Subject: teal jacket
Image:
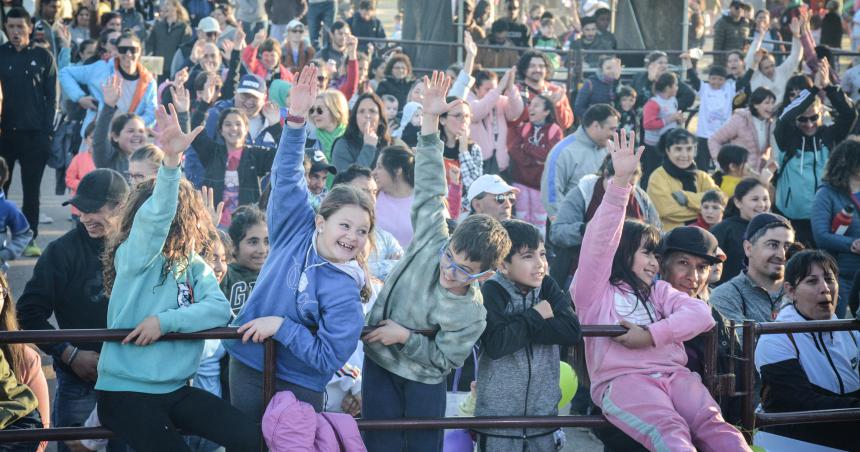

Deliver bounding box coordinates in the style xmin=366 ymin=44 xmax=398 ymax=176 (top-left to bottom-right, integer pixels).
xmin=96 ymin=166 xmax=232 ymax=394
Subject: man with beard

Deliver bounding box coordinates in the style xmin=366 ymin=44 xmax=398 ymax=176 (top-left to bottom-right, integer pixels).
xmin=513 ymin=50 xmax=573 ymax=130
xmin=17 ymin=169 xmax=129 ymax=452
xmin=711 ymin=213 xmax=794 ymax=338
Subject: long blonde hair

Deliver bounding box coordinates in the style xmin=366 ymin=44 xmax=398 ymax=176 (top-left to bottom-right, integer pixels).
xmin=318 ymin=185 xmax=375 ymax=302
xmin=317 ymin=89 xmax=350 ymax=127
xmin=163 ymin=0 xmax=190 ymax=23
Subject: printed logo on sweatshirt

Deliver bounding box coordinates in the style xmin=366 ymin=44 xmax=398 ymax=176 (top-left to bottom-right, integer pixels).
xmin=285 ymin=262 xmax=301 ymax=290
xmin=177 ymin=281 xmax=193 ymax=308
xmin=228 ymin=281 xmax=256 ymax=317
xmin=295 ymin=292 xmax=319 ymax=324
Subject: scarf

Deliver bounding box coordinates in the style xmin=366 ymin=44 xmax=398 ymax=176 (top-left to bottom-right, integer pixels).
xmin=585 ymin=177 xmax=644 ymax=222
xmin=316 ymin=124 xmax=346 ymax=159
xmin=114 ymin=59 xmax=153 ymax=116
xmin=662 ymin=156 xmax=699 ymax=192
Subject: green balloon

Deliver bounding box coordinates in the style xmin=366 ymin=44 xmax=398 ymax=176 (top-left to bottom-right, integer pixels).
xmin=750 ymin=446 xmax=766 ymax=452
xmin=558 ymin=361 xmax=578 ymax=409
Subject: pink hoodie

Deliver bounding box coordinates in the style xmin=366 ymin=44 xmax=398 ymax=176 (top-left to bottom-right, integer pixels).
xmin=571 ymin=182 xmax=715 ymax=400
xmin=467 ymin=85 xmax=524 ymax=171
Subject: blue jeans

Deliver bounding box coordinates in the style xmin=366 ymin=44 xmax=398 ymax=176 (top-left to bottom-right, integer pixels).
xmin=307 ymin=1 xmax=335 ymax=48
xmin=52 ymin=365 xmax=126 ymax=452
xmin=0 ymin=411 xmax=41 ymax=452
xmin=361 ymin=357 xmax=446 ymax=452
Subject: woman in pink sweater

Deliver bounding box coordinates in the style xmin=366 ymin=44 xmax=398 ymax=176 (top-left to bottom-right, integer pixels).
xmin=467 ymin=67 xmax=524 ymax=175
xmin=707 ymin=87 xmax=777 ymax=172
xmin=572 ymin=130 xmax=750 ymax=452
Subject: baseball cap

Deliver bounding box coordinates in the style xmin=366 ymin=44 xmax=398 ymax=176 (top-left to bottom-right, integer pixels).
xmin=657 ymin=226 xmax=724 ymax=265
xmin=305 ymin=149 xmax=337 ymax=175
xmin=466 ymin=174 xmax=519 ymax=204
xmin=236 ymin=74 xmax=266 ymax=98
xmin=197 ymin=17 xmax=221 ymax=33
xmin=730 ymin=0 xmax=750 ymax=10
xmin=62 ymin=169 xmax=129 ymax=213
xmin=286 ymin=19 xmax=304 ymax=31
xmin=744 ymin=213 xmax=793 ymax=241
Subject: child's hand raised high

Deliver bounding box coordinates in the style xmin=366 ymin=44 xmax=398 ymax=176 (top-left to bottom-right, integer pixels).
xmin=607 ymin=129 xmax=643 ymax=188
xmin=420 ymin=71 xmax=462 ymax=134
xmin=153 ymin=104 xmax=204 ymax=168
xmin=287 ymin=65 xmax=320 ymax=126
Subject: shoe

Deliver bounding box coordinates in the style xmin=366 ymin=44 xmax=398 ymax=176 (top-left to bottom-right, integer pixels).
xmin=23 ymin=240 xmax=41 ymax=257
xmin=38 ymin=214 xmax=53 ymax=224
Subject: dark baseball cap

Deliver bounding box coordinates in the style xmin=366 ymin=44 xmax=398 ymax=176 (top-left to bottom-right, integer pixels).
xmin=657 ymin=226 xmax=724 ymax=265
xmin=235 ymin=74 xmax=266 ymax=99
xmin=305 ymin=149 xmax=337 ymax=175
xmin=62 ymin=169 xmax=129 ymax=213
xmin=744 ymin=213 xmax=793 ymax=241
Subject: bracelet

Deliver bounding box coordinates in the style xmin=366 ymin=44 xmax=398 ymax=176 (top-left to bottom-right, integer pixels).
xmin=67 ymin=347 xmax=80 ymax=366
xmin=285 ymin=113 xmax=306 ymax=124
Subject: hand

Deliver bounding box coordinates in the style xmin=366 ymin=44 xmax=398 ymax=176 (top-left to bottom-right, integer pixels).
xmin=607 ymin=129 xmax=644 ymax=187
xmin=790 ymin=16 xmax=801 ymax=37
xmin=463 ymin=31 xmax=477 ymax=57
xmin=671 ymin=111 xmax=685 ymax=124
xmin=199 ymin=75 xmax=219 ymax=104
xmin=69 ymin=349 xmax=99 ymax=382
xmin=341 ymin=393 xmax=361 ymax=417
xmin=753 ymin=49 xmax=766 ymax=67
xmin=170 ymin=84 xmax=190 ymax=113
xmin=153 ymin=104 xmax=204 ymax=166
xmin=547 ymin=89 xmax=563 ymax=104
xmin=362 ymin=319 xmax=411 ymax=346
xmin=252 ymin=28 xmax=267 ymax=47
xmin=261 ymin=101 xmax=280 ymax=124
xmin=56 ymin=24 xmax=71 ymax=48
xmin=199 ymin=186 xmax=224 ymax=226
xmin=498 ymin=67 xmax=513 ymax=92
xmin=345 ymin=34 xmax=358 ymax=59
xmin=363 ymin=122 xmax=378 ymax=146
xmin=173 ymin=66 xmax=189 ymax=87
xmin=287 ymin=65 xmax=320 ymax=120
xmin=101 ymin=75 xmax=121 ymax=108
xmin=420 ymin=71 xmax=461 ymax=117
xmin=532 ymin=300 xmax=554 ymax=319
xmin=123 ymin=316 xmax=163 ymax=346
xmin=190 ymin=39 xmax=206 ymax=64
xmin=238 ymin=316 xmax=285 ymax=343
xmin=757 ymin=18 xmax=768 ymax=35
xmin=233 ymin=27 xmax=246 ymax=51
xmin=221 ymin=38 xmax=235 ymax=56
xmin=671 ymin=191 xmax=689 ymax=206
xmin=78 ymin=95 xmax=98 ymax=110
xmin=815 ymin=59 xmax=831 ymax=89
xmin=612 ymin=319 xmax=654 ymax=349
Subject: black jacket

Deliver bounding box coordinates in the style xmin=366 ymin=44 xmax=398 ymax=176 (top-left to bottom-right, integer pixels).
xmin=375 ymin=77 xmax=413 ymax=111
xmin=348 ymin=13 xmax=386 ymax=54
xmin=0 ymin=42 xmax=57 ymax=132
xmin=710 ymin=215 xmax=750 ymax=284
xmin=17 ymin=223 xmax=109 ymax=368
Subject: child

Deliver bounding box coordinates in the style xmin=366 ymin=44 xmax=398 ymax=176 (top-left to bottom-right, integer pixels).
xmin=361 ymin=72 xmax=512 ymax=451
xmin=642 ymin=72 xmax=685 ymax=188
xmin=616 ymin=86 xmax=639 ymax=142
xmin=683 ymin=57 xmax=735 ymax=171
xmin=0 ymin=158 xmax=33 ymax=272
xmin=127 ymin=145 xmax=164 ymax=186
xmin=712 ymin=144 xmax=749 ymax=197
xmin=509 ymin=94 xmax=562 ymax=233
xmin=474 ymin=219 xmax=581 ymax=452
xmin=95 ymin=105 xmax=260 ymax=451
xmin=224 ymin=66 xmax=372 ymax=418
xmin=66 ymin=122 xmax=97 ymax=220
xmin=93 ymin=75 xmax=149 ymax=179
xmin=381 ymin=94 xmax=400 ymax=128
xmin=696 ymin=189 xmax=727 ymax=230
xmin=573 ymin=129 xmax=751 ymax=451
xmin=531 ymin=15 xmax=562 ymax=70
xmin=392 ymin=101 xmax=422 ymax=148
xmin=222 ymin=206 xmax=268 ymax=318
xmin=242 ymin=31 xmax=293 ymax=87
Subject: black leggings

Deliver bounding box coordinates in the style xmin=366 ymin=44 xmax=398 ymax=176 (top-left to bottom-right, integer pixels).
xmin=98 ymin=386 xmax=261 ymax=452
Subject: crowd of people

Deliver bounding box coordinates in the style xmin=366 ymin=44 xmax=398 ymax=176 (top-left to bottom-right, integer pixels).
xmin=0 ymin=0 xmax=859 ymax=451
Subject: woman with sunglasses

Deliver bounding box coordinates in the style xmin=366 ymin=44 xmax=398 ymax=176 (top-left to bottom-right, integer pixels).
xmin=309 ymin=90 xmax=349 ymax=171
xmin=372 ymin=145 xmax=415 ymax=248
xmin=281 ymin=19 xmax=315 ymax=73
xmin=774 ymin=60 xmax=856 ymax=248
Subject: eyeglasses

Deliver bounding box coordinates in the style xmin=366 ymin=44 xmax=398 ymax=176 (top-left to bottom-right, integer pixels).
xmin=117 ymin=45 xmax=139 ymax=55
xmin=206 ymin=31 xmax=218 ymax=38
xmin=309 ymin=107 xmax=325 ymax=115
xmin=796 ymin=113 xmax=820 ymax=123
xmin=483 ymin=192 xmax=516 ymax=204
xmin=128 ymin=172 xmax=148 ymax=183
xmin=290 ymin=28 xmax=304 ymax=33
xmin=439 ymin=243 xmax=491 ymax=282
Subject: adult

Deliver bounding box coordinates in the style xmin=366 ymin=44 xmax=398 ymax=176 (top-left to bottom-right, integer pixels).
xmin=0 ymin=7 xmax=58 ymax=257
xmin=308 ymin=88 xmax=349 ymax=162
xmin=811 ymin=139 xmax=860 ymax=318
xmin=820 ymin=1 xmax=843 ymax=50
xmin=211 ymin=4 xmax=240 ymax=47
xmin=372 ymin=146 xmax=414 ymax=247
xmin=281 ymin=19 xmax=315 ymax=74
xmin=466 ymin=67 xmax=523 ymax=176
xmin=513 ymin=50 xmax=573 ymax=130
xmin=540 ymin=104 xmax=618 ymax=219
xmin=317 ymin=20 xmax=349 ymax=71
xmin=708 ymin=87 xmax=776 ymax=172
xmin=475 ymin=20 xmax=520 ymax=70
xmin=145 ymin=0 xmax=192 ymax=83
xmin=235 ymin=0 xmax=267 ymax=40
xmin=331 ymin=92 xmax=401 ymax=172
xmin=69 ymin=5 xmax=91 ymax=46
xmin=439 ymin=95 xmax=483 ymax=219
xmin=265 ymin=0 xmax=306 ymax=43
xmin=60 ymin=30 xmax=157 ymax=139
xmin=32 ymin=0 xmax=60 ymax=56
xmin=773 ymin=61 xmax=855 ymax=247
xmin=241 ymin=30 xmax=293 ymax=87
xmin=744 ymin=16 xmax=802 ymax=102
xmin=712 ymin=0 xmax=751 ymax=66
xmin=169 ymin=16 xmax=220 ymax=78
xmin=348 ymin=1 xmax=385 ymax=54
xmin=492 ymin=0 xmax=529 ymax=47
xmin=202 ymin=74 xmax=280 ymax=149
xmin=710 ymin=178 xmax=772 ymax=284
xmin=17 ymin=169 xmax=129 ymax=452
xmin=567 ymin=16 xmax=613 ymax=67
xmin=750 ymin=9 xmax=786 ymax=59
xmin=307 ymin=0 xmax=335 ymax=49
xmin=465 ymin=174 xmax=519 ymax=223
xmin=710 ymin=213 xmax=793 ymax=336
xmin=630 ymin=51 xmax=696 ymax=113
xmin=755 ymin=250 xmax=859 ymax=451
xmin=375 ymin=53 xmax=415 ymax=111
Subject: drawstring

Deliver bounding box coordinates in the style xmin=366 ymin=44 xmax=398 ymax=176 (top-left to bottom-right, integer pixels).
xmin=800 ymin=136 xmax=806 ymax=176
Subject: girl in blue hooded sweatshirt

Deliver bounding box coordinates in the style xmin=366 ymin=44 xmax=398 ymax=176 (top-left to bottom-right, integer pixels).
xmin=225 ymin=65 xmax=373 ymax=416
xmin=95 ymin=104 xmax=260 ymax=451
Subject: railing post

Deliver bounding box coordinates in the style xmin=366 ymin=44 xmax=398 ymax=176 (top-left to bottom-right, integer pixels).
xmin=263 ymin=338 xmax=276 ymax=406
xmin=702 ymin=326 xmax=718 ymax=398
xmin=740 ymin=321 xmax=756 ymax=444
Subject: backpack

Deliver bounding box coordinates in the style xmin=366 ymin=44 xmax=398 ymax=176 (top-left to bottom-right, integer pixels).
xmin=262 ymin=391 xmax=366 ymax=452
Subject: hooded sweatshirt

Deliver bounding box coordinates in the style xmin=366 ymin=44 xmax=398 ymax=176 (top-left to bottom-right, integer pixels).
xmin=474 ymin=274 xmax=581 ymax=451
xmin=774 ymin=86 xmax=856 ymax=220
xmin=220 ymin=263 xmax=260 ymax=318
xmin=571 ymin=182 xmax=715 ymax=401
xmin=225 ymin=126 xmax=366 ymax=393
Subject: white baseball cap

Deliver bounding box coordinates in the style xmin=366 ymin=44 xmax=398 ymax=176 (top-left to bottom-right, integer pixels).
xmin=197 ymin=17 xmax=221 ymax=33
xmin=466 ymin=174 xmax=519 ymax=205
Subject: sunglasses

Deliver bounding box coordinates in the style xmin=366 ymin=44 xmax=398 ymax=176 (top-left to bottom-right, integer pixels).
xmin=489 ymin=192 xmax=516 ymax=204
xmin=290 ymin=28 xmax=304 ymax=33
xmin=206 ymin=31 xmax=218 ymax=38
xmin=310 ymin=106 xmax=325 ymax=115
xmin=117 ymin=45 xmax=139 ymax=55
xmin=796 ymin=114 xmax=820 ymax=124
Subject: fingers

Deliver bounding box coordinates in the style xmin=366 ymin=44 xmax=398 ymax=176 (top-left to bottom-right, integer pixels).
xmin=123 ymin=326 xmax=141 ymax=344
xmin=187 ymin=125 xmax=205 ymax=142
xmin=619 ymin=319 xmax=635 ymax=329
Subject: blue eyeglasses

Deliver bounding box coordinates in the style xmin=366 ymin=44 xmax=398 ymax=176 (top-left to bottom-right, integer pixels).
xmin=439 ymin=243 xmax=491 ymax=282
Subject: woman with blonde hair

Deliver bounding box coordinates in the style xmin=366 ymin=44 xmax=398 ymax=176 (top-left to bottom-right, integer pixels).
xmin=310 ymin=89 xmax=350 ymax=162
xmin=146 ymin=0 xmax=192 ymax=83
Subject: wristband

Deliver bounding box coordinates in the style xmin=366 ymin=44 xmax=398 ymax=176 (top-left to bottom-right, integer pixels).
xmin=67 ymin=347 xmax=80 ymax=366
xmin=285 ymin=113 xmax=306 ymax=124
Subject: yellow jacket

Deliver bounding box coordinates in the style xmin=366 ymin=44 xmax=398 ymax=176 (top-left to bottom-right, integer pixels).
xmin=647 ymin=167 xmax=720 ymax=231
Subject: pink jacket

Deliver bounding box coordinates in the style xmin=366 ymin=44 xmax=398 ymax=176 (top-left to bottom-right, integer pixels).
xmin=467 ymin=85 xmax=524 ymax=171
xmin=707 ymin=108 xmax=773 ymax=171
xmin=263 ymin=391 xmax=366 ymax=452
xmin=570 ymin=182 xmax=715 ymax=400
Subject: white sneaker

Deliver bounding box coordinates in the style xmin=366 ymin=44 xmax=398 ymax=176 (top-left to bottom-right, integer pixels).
xmin=38 ymin=213 xmax=53 ymax=224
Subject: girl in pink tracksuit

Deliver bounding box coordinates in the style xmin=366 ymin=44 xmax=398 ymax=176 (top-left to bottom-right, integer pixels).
xmin=571 ymin=131 xmax=750 ymax=452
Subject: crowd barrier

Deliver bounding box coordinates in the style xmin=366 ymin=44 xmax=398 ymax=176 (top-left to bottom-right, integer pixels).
xmin=0 ymin=319 xmax=855 ymax=446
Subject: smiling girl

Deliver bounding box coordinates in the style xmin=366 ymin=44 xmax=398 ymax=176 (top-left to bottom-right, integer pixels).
xmin=221 ymin=206 xmax=269 ymax=317
xmin=711 ymin=178 xmax=772 ymax=284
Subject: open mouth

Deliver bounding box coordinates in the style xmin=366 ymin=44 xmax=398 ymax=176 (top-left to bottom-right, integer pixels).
xmin=336 ymin=240 xmax=355 ymax=252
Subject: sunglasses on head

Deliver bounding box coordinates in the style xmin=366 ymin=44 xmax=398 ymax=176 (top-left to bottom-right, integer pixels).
xmin=310 ymin=106 xmax=325 ymax=115
xmin=117 ymin=45 xmax=139 ymax=55
xmin=796 ymin=113 xmax=820 ymax=123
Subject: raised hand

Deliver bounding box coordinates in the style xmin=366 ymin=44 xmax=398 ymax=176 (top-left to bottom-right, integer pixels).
xmin=261 ymin=101 xmax=280 ymax=124
xmin=233 ymin=27 xmax=246 ymax=51
xmin=789 ymin=16 xmax=801 ymax=37
xmin=287 ymin=65 xmax=319 ymax=122
xmin=199 ymin=74 xmax=219 ymax=104
xmin=420 ymin=71 xmax=460 ymax=117
xmin=170 ymin=84 xmax=190 ymax=113
xmin=608 ymin=129 xmax=643 ymax=187
xmin=815 ymin=58 xmax=831 ymax=89
xmin=252 ymin=28 xmax=267 ymax=47
xmin=101 ymin=74 xmax=122 ymax=108
xmin=345 ymin=34 xmax=358 ymax=59
xmin=153 ymin=104 xmax=204 ymax=167
xmin=56 ymin=24 xmax=71 ymax=48
xmin=173 ymin=66 xmax=189 ymax=87
xmin=463 ymin=31 xmax=477 ymax=57
xmin=199 ymin=186 xmax=224 ymax=226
